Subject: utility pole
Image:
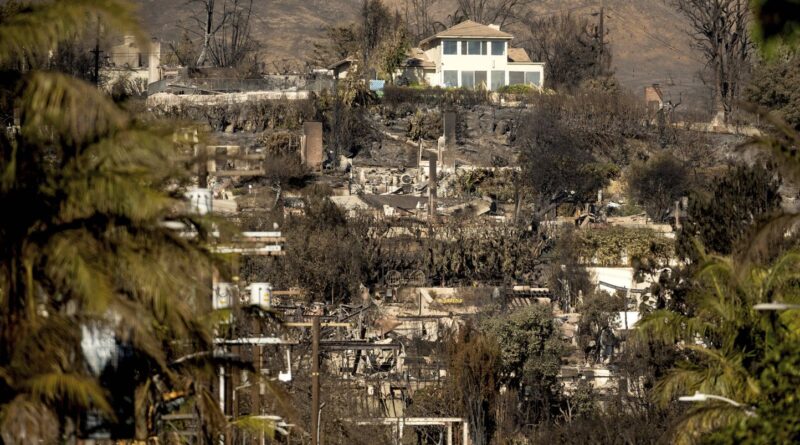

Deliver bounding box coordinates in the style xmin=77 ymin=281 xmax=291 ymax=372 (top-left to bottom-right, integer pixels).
xmin=311 ymin=315 xmax=321 ymax=445
xmin=428 ymin=150 xmax=437 ymax=224
xmin=282 ymin=318 xmax=352 ymax=445
xmin=198 ymin=144 xmax=209 ymax=188
xmin=591 ymin=2 xmax=605 ymax=77
xmin=598 ymin=5 xmax=604 ymax=70
xmin=91 ymin=17 xmax=102 ymax=86
xmin=332 ymin=72 xmax=340 ymax=170
xmin=363 ymin=0 xmax=371 ymax=86
xmin=598 ymin=0 xmax=607 ymax=77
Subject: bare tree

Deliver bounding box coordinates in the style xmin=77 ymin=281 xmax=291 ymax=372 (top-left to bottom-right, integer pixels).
xmin=177 ymin=0 xmax=257 ymax=68
xmin=454 ymin=0 xmax=520 ymax=27
xmin=524 ymin=13 xmax=611 ymax=91
xmin=207 ymin=0 xmax=257 ymax=68
xmin=446 ymin=324 xmax=500 ymax=445
xmin=166 ymin=30 xmax=200 ymax=67
xmin=362 ymin=0 xmax=393 ymax=66
xmin=406 ymin=0 xmax=438 ymax=40
xmin=190 ymin=0 xmax=219 ymax=66
xmin=670 ymin=0 xmax=752 ymax=122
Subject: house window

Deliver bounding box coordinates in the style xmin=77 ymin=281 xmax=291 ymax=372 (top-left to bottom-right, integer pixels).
xmin=481 ymin=41 xmax=488 ymax=55
xmin=509 ymin=71 xmax=525 ymax=85
xmin=458 ymin=71 xmax=487 ymax=89
xmin=491 ymin=41 xmax=504 ymax=56
xmin=443 ymin=70 xmax=458 ymax=87
xmin=491 ymin=70 xmax=505 ymax=90
xmin=461 ymin=71 xmax=475 ymax=88
xmin=525 ymin=72 xmax=541 ymax=86
xmin=475 ymin=71 xmax=487 ymax=88
xmin=463 ymin=40 xmax=485 ymax=55
xmin=443 ymin=40 xmax=458 ymax=55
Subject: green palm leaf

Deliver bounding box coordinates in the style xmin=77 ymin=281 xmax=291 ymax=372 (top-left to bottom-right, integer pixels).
xmin=639 ymin=249 xmax=800 ymax=440
xmin=17 ymin=72 xmax=128 ymax=148
xmin=26 ymin=372 xmax=113 ymax=416
xmin=231 ymin=416 xmax=279 ymax=439
xmin=0 ymin=2 xmax=235 ymax=441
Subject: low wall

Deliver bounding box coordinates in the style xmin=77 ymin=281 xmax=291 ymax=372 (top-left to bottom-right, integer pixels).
xmin=146 ymin=91 xmax=311 ymax=108
xmin=148 ymin=74 xmax=333 ymax=94
xmin=146 ymin=92 xmax=318 ymax=132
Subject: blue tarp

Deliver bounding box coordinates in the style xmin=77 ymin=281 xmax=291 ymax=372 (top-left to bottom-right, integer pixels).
xmin=369 ymin=79 xmax=385 ymax=91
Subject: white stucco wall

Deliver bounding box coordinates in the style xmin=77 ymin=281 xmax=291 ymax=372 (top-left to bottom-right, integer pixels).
xmin=587 ymin=267 xmax=652 ymax=293
xmin=507 ymin=62 xmax=545 ymax=88
xmin=423 ymin=69 xmax=437 ymax=85
xmin=424 ymin=45 xmax=441 ymax=71
xmin=399 ymin=67 xmax=438 ymax=85
xmin=420 ymin=38 xmax=545 ymax=90
xmin=437 ymin=39 xmax=508 ymax=89
xmin=587 ymin=266 xmax=665 ymax=310
xmin=439 ymin=41 xmax=509 ymax=70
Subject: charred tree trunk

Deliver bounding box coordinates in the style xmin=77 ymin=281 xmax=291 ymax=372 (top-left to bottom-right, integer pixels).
xmin=672 ymin=0 xmax=751 ymax=124
xmin=196 ymin=0 xmax=215 ymax=66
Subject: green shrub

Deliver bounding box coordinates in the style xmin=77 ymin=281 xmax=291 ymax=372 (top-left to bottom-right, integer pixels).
xmin=497 ymin=84 xmax=537 ymax=95
xmin=575 ymin=226 xmax=674 ymax=266
xmin=382 ymin=85 xmax=491 ymax=107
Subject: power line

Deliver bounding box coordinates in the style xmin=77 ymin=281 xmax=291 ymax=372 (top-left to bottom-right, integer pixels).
xmin=605 ymin=7 xmax=705 ymax=64
xmin=521 ymin=3 xmax=601 ymax=21
xmin=104 ymin=51 xmax=159 ymax=55
xmin=608 ymin=13 xmax=704 ymax=64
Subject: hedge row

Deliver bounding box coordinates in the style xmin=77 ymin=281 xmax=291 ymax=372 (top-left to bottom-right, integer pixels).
xmin=382 ymin=86 xmax=492 ymax=107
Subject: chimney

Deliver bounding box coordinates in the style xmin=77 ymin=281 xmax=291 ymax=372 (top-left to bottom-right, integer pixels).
xmin=148 ymin=38 xmax=162 ymax=84
xmin=488 ymin=24 xmax=500 ymax=30
xmin=428 ymin=150 xmax=437 ymax=221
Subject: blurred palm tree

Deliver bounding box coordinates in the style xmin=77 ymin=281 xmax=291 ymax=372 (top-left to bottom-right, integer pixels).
xmin=0 ymin=1 xmax=231 ymax=443
xmin=636 ymin=247 xmax=800 ymax=444
xmin=636 ymin=5 xmax=800 ymax=441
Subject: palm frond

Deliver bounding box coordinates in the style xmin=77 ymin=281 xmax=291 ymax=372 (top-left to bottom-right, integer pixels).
xmin=25 ymin=372 xmax=114 ymax=416
xmin=635 ymin=309 xmax=705 ymax=345
xmin=671 ymin=403 xmax=751 ymax=445
xmin=762 ymin=250 xmax=800 ymax=296
xmin=0 ymin=395 xmax=59 ymax=445
xmin=695 ymin=255 xmax=737 ymax=302
xmin=654 ymin=356 xmax=752 ymax=410
xmin=654 ymin=365 xmax=707 ymax=407
xmin=0 ymin=136 xmax=18 ymax=191
xmin=17 ymin=72 xmax=128 ymax=147
xmin=0 ymin=4 xmax=229 ymax=441
xmin=640 ymin=248 xmax=800 ymax=442
xmin=43 ymin=232 xmax=114 ymax=313
xmin=0 ymin=367 xmax=12 ymax=386
xmin=193 ymin=383 xmax=227 ymax=439
xmin=737 ymin=214 xmax=800 ymax=269
xmin=260 ymin=379 xmax=300 ymax=426
xmin=199 ymin=308 xmax=233 ymax=328
xmin=230 ymin=416 xmax=278 ymax=439
xmin=740 ymin=102 xmax=800 ymax=183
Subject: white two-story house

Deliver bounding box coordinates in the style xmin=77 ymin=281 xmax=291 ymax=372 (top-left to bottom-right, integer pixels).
xmin=401 ymin=20 xmax=545 ymax=90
